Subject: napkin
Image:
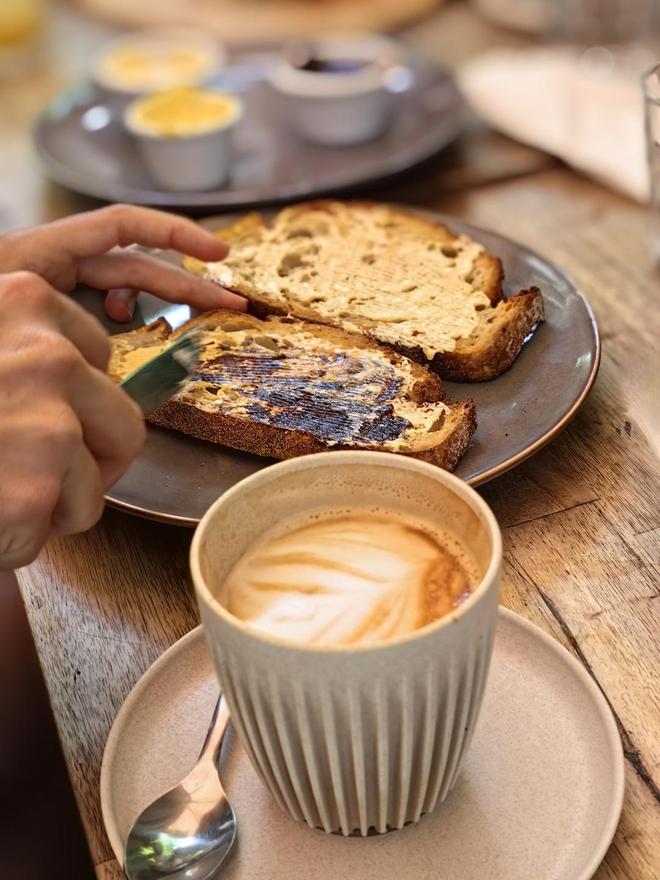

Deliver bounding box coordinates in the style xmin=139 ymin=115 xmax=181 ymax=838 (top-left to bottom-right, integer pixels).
xmin=458 ymin=47 xmax=650 ymax=202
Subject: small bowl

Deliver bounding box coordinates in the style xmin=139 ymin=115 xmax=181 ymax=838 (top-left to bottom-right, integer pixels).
xmin=124 ymin=88 xmax=242 ymax=192
xmin=94 ymin=28 xmax=225 ymax=97
xmin=269 ymin=33 xmax=404 ymax=146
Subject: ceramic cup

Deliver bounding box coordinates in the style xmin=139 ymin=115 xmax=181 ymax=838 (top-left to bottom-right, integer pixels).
xmin=124 ymin=90 xmax=242 ymax=191
xmin=191 ymin=452 xmax=501 ymax=836
xmin=269 ymin=33 xmax=402 ymax=146
xmin=93 ymin=28 xmax=226 ymax=97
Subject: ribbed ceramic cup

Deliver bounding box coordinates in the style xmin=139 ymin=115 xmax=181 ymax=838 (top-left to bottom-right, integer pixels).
xmin=191 ymin=452 xmax=501 ymax=836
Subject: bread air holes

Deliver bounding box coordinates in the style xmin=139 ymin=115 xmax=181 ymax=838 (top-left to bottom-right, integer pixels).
xmin=277 ymin=252 xmax=307 ymax=277
xmin=475 ymin=304 xmax=486 ymax=312
xmin=441 ymin=244 xmax=458 ymax=258
xmin=361 ymin=253 xmax=376 ymax=265
xmin=285 ymin=228 xmax=313 ymax=240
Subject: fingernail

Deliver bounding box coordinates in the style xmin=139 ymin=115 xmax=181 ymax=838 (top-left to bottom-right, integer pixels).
xmin=109 ymin=289 xmax=135 ymax=320
xmin=223 ymin=290 xmax=248 ymax=312
xmin=120 ymin=289 xmax=136 ymax=319
xmin=206 ymin=235 xmax=229 ymax=257
xmin=203 ymin=281 xmax=247 ymax=312
xmin=231 ymin=293 xmax=248 ymax=312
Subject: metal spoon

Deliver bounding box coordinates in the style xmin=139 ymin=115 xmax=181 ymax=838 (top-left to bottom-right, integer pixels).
xmin=123 ymin=695 xmax=236 ymax=880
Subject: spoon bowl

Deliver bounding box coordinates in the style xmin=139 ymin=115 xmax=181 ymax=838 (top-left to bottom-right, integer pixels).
xmin=124 ymin=696 xmax=235 ymax=880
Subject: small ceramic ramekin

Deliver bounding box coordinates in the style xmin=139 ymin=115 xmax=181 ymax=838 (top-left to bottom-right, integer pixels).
xmin=124 ymin=88 xmax=242 ymax=191
xmin=269 ymin=33 xmax=403 ymax=146
xmin=94 ymin=28 xmax=225 ymax=97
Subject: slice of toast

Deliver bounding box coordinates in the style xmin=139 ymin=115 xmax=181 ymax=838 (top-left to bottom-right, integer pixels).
xmin=109 ymin=310 xmax=477 ymax=470
xmin=183 ymin=201 xmax=544 ymax=382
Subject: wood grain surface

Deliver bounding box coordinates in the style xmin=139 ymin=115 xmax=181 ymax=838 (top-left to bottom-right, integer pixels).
xmin=3 ymin=4 xmax=659 ymax=880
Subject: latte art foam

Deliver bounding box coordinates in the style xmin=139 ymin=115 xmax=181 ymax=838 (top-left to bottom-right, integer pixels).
xmin=223 ymin=512 xmax=477 ymax=646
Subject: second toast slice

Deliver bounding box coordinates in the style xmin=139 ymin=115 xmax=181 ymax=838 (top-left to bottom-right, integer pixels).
xmin=183 ymin=201 xmax=544 ymax=382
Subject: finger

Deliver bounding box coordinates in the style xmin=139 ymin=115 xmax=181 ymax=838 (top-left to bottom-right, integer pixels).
xmin=40 ymin=204 xmax=230 ymax=263
xmin=104 ymin=288 xmax=139 ymax=323
xmin=0 ymin=521 xmax=50 ymax=570
xmin=0 ymin=272 xmax=110 ymax=371
xmin=75 ymin=251 xmax=247 ymax=314
xmin=0 ymin=474 xmax=59 ymax=570
xmin=51 ymin=445 xmax=105 ymax=537
xmin=67 ymin=363 xmax=146 ymax=486
xmin=53 ymin=290 xmax=111 ymax=370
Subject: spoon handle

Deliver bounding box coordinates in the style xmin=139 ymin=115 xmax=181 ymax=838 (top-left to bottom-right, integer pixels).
xmin=199 ymin=695 xmax=231 ymax=768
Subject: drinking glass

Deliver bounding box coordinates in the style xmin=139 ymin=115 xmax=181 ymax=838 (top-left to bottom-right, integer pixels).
xmin=643 ymin=62 xmax=660 ymax=258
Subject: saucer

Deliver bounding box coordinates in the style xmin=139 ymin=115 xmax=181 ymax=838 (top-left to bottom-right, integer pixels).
xmin=101 ymin=609 xmax=623 ymax=879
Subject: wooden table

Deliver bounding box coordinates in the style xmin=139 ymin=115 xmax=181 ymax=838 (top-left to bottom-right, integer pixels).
xmin=3 ymin=4 xmax=659 ymax=879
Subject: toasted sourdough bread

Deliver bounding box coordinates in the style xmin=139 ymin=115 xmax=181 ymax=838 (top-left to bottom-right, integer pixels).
xmin=183 ymin=201 xmax=544 ymax=382
xmin=109 ymin=310 xmax=476 ymax=470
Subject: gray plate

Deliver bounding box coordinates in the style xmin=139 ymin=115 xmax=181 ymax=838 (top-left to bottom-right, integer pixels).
xmin=75 ymin=210 xmax=600 ymax=525
xmin=33 ymin=57 xmax=463 ymax=210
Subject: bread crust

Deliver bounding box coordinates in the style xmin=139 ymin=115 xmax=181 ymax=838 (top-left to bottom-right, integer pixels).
xmin=148 ymin=396 xmax=476 ymax=471
xmin=387 ymin=287 xmax=545 ymax=382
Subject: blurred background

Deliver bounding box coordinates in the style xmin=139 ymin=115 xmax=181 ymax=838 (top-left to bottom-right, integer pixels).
xmin=1 ymin=0 xmax=660 ymax=232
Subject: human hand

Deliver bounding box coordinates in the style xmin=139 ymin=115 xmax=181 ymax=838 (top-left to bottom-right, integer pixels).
xmin=0 ymin=271 xmax=146 ymax=569
xmin=0 ymin=204 xmax=245 ymax=322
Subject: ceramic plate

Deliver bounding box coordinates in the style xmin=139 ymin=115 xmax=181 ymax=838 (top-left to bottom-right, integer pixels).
xmin=33 ymin=56 xmax=463 ymax=210
xmin=100 ymin=608 xmax=624 ymax=880
xmin=75 ymin=209 xmax=599 ymax=524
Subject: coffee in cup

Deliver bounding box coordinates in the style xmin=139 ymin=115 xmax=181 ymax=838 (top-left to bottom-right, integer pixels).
xmin=222 ymin=509 xmax=479 ymax=646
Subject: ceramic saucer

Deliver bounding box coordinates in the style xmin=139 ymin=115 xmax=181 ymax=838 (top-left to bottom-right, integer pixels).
xmin=101 ymin=608 xmax=623 ymax=879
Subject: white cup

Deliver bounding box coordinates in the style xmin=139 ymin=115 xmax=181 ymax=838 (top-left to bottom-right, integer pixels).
xmin=191 ymin=451 xmax=501 ymax=836
xmin=269 ymin=33 xmax=403 ymax=146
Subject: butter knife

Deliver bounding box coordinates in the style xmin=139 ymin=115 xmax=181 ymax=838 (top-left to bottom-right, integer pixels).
xmin=119 ymin=331 xmax=201 ymax=415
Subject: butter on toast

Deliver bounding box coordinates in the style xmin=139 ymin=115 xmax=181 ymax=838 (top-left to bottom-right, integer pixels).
xmin=109 ymin=310 xmax=476 ymax=470
xmin=183 ymin=201 xmax=544 ymax=382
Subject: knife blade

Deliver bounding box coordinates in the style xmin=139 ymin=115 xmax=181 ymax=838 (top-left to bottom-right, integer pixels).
xmin=120 ymin=331 xmax=202 ymax=415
